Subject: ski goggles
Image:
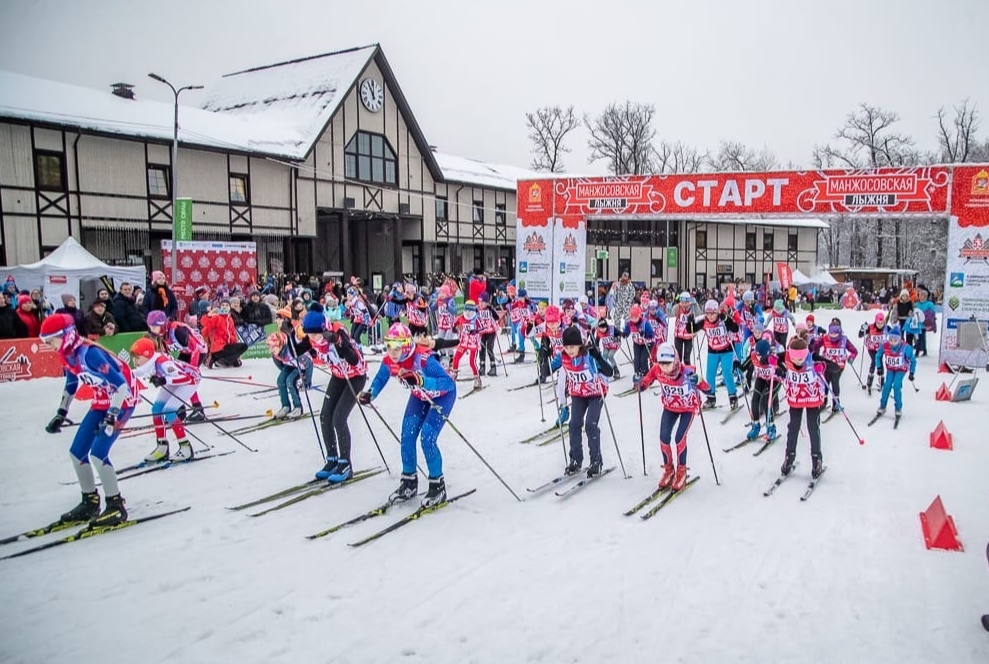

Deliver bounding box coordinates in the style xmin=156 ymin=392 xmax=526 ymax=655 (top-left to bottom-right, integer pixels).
xmin=384 ymin=337 xmax=411 ymax=350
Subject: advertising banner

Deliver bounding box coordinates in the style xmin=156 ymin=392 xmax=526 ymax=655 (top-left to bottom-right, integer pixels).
xmin=162 ymin=240 xmax=258 ymax=316
xmin=940 ymin=166 xmax=989 ymax=368
xmin=515 ymin=180 xmax=556 ymax=303
xmin=0 ymin=339 xmax=64 ymax=381
xmin=174 ymin=198 xmax=193 ymax=242
xmin=552 ymin=216 xmax=586 ymax=304
xmin=777 ymin=262 xmax=793 ymax=290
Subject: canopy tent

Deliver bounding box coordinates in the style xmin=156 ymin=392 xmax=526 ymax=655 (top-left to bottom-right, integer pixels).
xmin=1 ymin=236 xmax=146 ymax=305
xmin=791 ymin=268 xmax=812 ymax=286
xmin=793 ymin=268 xmax=839 ymax=287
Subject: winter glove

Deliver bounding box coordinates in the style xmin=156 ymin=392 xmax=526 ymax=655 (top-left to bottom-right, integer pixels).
xmin=397 ymin=369 xmax=422 ymax=388
xmin=357 ymin=391 xmax=373 ymax=406
xmin=908 ymin=372 xmax=915 ymax=381
xmin=555 ymin=405 xmax=570 ymax=427
xmin=732 ymin=358 xmax=742 ymax=372
xmin=45 ymin=408 xmax=68 ymax=434
xmin=768 ymin=355 xmax=778 ymax=367
xmin=149 ymin=374 xmax=167 ymax=388
xmin=322 ymin=330 xmax=340 ymax=345
xmin=587 ymin=345 xmax=604 ymax=362
xmin=99 ymin=407 xmax=121 ymax=437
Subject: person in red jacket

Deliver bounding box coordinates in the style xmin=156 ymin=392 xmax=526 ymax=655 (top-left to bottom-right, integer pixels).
xmin=467 ymin=269 xmax=487 ymax=304
xmin=775 ymin=337 xmax=826 ymax=478
xmin=16 ymin=294 xmax=41 ymax=338
xmin=200 ymin=300 xmax=247 ymax=368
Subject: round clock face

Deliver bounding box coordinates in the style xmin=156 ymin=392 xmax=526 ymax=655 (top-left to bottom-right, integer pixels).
xmin=359 ymin=78 xmax=383 ymax=112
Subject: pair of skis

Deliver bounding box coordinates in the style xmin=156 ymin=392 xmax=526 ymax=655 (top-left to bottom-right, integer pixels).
xmin=763 ymin=463 xmax=826 ymax=500
xmin=723 ymin=433 xmax=781 ymax=455
xmin=623 ymin=477 xmax=700 ymax=520
xmin=526 ymin=466 xmax=616 ymax=499
xmin=226 ymin=467 xmax=385 ymax=516
xmin=0 ymin=507 xmax=191 ymax=561
xmin=866 ymin=411 xmax=901 ymax=429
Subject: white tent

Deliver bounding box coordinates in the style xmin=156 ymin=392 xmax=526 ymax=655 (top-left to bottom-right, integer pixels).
xmin=791 ymin=268 xmax=812 ymax=286
xmin=1 ymin=237 xmax=146 ymax=305
xmin=806 ymin=269 xmax=839 ymax=287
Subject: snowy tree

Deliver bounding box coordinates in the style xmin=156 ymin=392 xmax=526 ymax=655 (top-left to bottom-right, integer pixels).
xmin=710 ymin=141 xmax=778 ymax=171
xmin=653 ymin=140 xmax=708 ymax=174
xmin=937 ymin=100 xmax=989 ymax=163
xmin=525 ymin=105 xmax=579 ymax=172
xmin=584 ymin=101 xmax=656 ymax=175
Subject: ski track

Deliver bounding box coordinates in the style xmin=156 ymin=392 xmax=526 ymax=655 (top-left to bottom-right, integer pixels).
xmin=0 ymin=310 xmax=986 ymax=663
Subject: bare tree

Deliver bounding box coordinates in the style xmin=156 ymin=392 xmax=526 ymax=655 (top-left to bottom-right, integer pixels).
xmin=584 ymin=101 xmax=656 ymax=174
xmin=937 ymin=99 xmax=981 ymax=163
xmin=710 ymin=141 xmax=779 ymax=171
xmin=653 ymin=140 xmax=708 ymax=174
xmin=525 ymin=105 xmax=579 ymax=172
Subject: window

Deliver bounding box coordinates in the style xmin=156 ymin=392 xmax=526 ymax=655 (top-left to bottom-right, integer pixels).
xmin=435 ymin=197 xmax=448 ymax=221
xmin=229 ymin=174 xmax=249 ymax=204
xmin=695 ymin=230 xmax=707 ymax=249
xmin=344 ymin=131 xmax=398 ymax=186
xmin=745 ymin=231 xmax=757 ymax=251
xmin=472 ymin=201 xmax=484 ymax=224
xmin=695 ymin=273 xmax=707 ymax=290
xmin=473 ymin=246 xmax=484 ymax=272
xmin=745 ymin=272 xmax=756 ymax=285
xmin=763 ymin=231 xmax=774 ymax=251
xmin=651 ymin=259 xmax=664 ymax=279
xmin=788 ymin=233 xmax=799 ymax=251
xmin=495 ymin=203 xmax=506 ymax=227
xmin=147 ymin=165 xmax=170 ymax=199
xmin=34 ymin=151 xmax=65 ymax=191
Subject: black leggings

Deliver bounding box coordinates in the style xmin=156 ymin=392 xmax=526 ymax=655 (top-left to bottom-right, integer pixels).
xmin=785 ymin=406 xmax=822 ymax=459
xmin=674 ymin=337 xmax=693 ymax=366
xmin=479 ymin=333 xmax=496 ymax=365
xmin=568 ymin=395 xmax=603 ymax=465
xmin=321 ymin=375 xmax=367 ymax=462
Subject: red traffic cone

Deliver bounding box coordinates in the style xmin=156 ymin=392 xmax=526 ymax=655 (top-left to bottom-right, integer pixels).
xmin=935 ymin=383 xmax=952 ymax=401
xmin=929 ymin=421 xmax=953 ymax=450
xmin=919 ymin=495 xmax=963 ymax=551
xmin=938 ymin=362 xmax=952 ymax=374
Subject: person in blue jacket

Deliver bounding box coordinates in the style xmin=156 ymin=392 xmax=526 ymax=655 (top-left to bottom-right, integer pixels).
xmin=875 ymin=326 xmax=917 ymax=419
xmin=359 ymin=322 xmax=457 ymax=507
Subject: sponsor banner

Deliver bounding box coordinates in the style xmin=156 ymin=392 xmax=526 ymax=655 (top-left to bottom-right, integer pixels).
xmin=940 ymin=165 xmax=989 ymax=368
xmin=515 ymin=212 xmax=553 ymax=303
xmin=162 ymin=241 xmax=258 ymax=317
xmin=174 ymin=198 xmax=193 ymax=242
xmin=553 ymin=215 xmax=586 ymax=305
xmin=777 ymin=263 xmax=793 ymax=290
xmin=528 ymin=167 xmax=951 ymax=218
xmin=0 ymin=339 xmax=64 ymax=381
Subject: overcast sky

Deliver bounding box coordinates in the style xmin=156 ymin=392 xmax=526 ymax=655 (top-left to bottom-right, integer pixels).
xmin=1 ymin=0 xmax=986 ymax=174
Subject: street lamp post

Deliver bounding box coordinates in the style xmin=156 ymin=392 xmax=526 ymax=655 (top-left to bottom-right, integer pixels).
xmin=148 ymin=73 xmax=202 ymax=295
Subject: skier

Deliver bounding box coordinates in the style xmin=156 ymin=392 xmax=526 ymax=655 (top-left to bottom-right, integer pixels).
xmin=593 ymin=317 xmax=622 ymax=379
xmin=450 ymin=300 xmax=484 ymax=389
xmin=535 ymin=304 xmax=564 ymax=384
xmin=431 ymin=286 xmax=458 ymax=367
xmin=816 ymin=322 xmax=859 ymax=414
xmin=742 ymin=338 xmax=784 ymax=441
xmin=622 ymin=305 xmax=656 ymax=386
xmin=40 ymin=314 xmax=140 ymax=526
xmin=645 ymin=299 xmax=668 ymax=364
xmin=875 ymin=326 xmax=916 ymax=422
xmin=299 ymin=313 xmax=368 ymax=482
xmin=858 ymin=312 xmax=889 ymax=395
xmin=776 ymin=337 xmax=826 ymax=479
xmin=671 ymin=292 xmax=699 ymax=366
xmin=508 ymin=287 xmax=532 ymax=361
xmin=637 ymin=342 xmax=705 ymax=491
xmin=405 ymin=293 xmax=430 ymax=338
xmin=358 ymin=323 xmax=457 ymax=507
xmin=736 ymin=290 xmax=764 ymax=347
xmin=699 ymin=299 xmax=741 ymax=411
xmin=766 ymin=299 xmax=796 ymax=348
xmin=266 ymin=332 xmax=306 ymax=419
xmin=129 ymin=337 xmax=200 ymax=462
xmin=146 ymin=309 xmax=209 ymax=422
xmin=476 ymin=293 xmax=498 ymax=377
xmin=554 ymin=326 xmax=614 ymax=477
xmin=345 ymin=286 xmax=372 ymax=350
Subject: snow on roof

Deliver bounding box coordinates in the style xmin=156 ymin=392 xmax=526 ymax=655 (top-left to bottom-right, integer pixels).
xmin=432 ymin=151 xmax=564 ymax=191
xmin=201 ymin=45 xmax=376 ymax=155
xmin=0 ymin=70 xmax=308 ymax=159
xmin=697 ymin=217 xmax=830 ymax=229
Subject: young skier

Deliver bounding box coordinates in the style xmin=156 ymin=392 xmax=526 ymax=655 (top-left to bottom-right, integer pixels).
xmin=645 ymin=299 xmax=668 ymax=363
xmin=450 ymin=300 xmax=485 ymax=389
xmin=476 ymin=293 xmax=499 ymax=377
xmin=431 ymin=287 xmax=458 ymax=366
xmin=637 ymin=342 xmax=705 ymax=491
xmin=766 ymin=299 xmax=796 ymax=348
xmin=299 ymin=313 xmax=368 ymax=482
xmin=147 ymin=309 xmax=209 ymax=422
xmin=816 ymin=322 xmax=859 ymax=414
xmin=40 ymin=314 xmax=140 ymax=526
xmin=508 ymin=287 xmax=531 ymax=361
xmin=267 ymin=331 xmax=308 ymax=419
xmin=535 ymin=304 xmax=564 ymax=384
xmin=858 ymin=312 xmax=889 ymax=395
xmin=554 ymin=326 xmax=614 ymax=477
xmin=405 ymin=293 xmax=430 ymax=338
xmin=742 ymin=338 xmax=785 ymax=441
xmin=776 ymin=337 xmax=826 ymax=479
xmin=359 ymin=323 xmax=457 ymax=507
xmin=875 ymin=325 xmax=917 ymax=422
xmin=345 ymin=286 xmax=372 ymax=349
xmin=671 ymin=292 xmax=699 ymax=366
xmin=623 ymin=305 xmax=656 ymax=386
xmin=699 ymin=299 xmax=741 ymax=410
xmin=593 ymin=317 xmax=622 ymax=379
xmin=130 ymin=337 xmax=201 ymax=462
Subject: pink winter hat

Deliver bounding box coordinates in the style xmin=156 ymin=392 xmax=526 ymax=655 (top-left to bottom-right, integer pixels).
xmin=152 ymin=270 xmax=166 ymax=282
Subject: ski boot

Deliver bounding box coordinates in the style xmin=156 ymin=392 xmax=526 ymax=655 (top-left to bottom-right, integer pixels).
xmin=780 ymin=453 xmax=795 ymax=476
xmin=703 ymin=396 xmax=717 ymax=410
xmin=185 ymin=404 xmax=207 ymax=422
xmin=831 ymin=400 xmax=842 ymax=414
xmin=671 ymin=465 xmax=688 ymax=491
xmin=389 ymin=474 xmax=418 ymax=504
xmin=273 ymin=406 xmax=290 ymax=419
xmin=487 ymin=365 xmax=497 ymax=377
xmin=514 ymin=352 xmax=526 ymax=364
xmin=729 ymin=395 xmax=739 ymax=411
xmin=60 ymin=491 xmax=100 ymax=523
xmin=421 ymin=476 xmax=447 ymax=507
xmin=144 ymin=439 xmax=169 ymax=463
xmin=286 ymin=406 xmax=303 ymax=419
xmin=875 ymin=407 xmax=886 ymax=417
xmin=564 ymin=457 xmax=582 ymax=476
xmin=173 ymin=440 xmax=195 ymax=461
xmin=586 ymin=460 xmax=603 ymax=478
xmin=90 ymin=494 xmax=127 ymax=527
xmin=326 ymin=460 xmax=353 ymax=484
xmin=613 ymin=367 xmax=621 ymax=380
xmin=864 ymin=373 xmax=873 ymax=392
xmin=658 ymin=464 xmax=675 ymax=489
xmin=746 ymin=421 xmax=761 ymax=440
xmin=766 ymin=423 xmax=777 ymax=440
xmin=473 ymin=376 xmax=483 ymax=390
xmin=555 ymin=405 xmax=570 ymax=427
xmin=478 ymin=361 xmax=486 ymax=376
xmin=508 ymin=343 xmax=517 ymax=353
xmin=811 ymin=455 xmax=824 ymax=479
xmin=315 ymin=456 xmax=339 ymax=481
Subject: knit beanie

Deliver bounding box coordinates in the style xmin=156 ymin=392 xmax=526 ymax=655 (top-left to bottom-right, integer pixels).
xmin=562 ymin=326 xmax=583 ymax=347
xmin=301 ymin=302 xmax=326 ymax=333
xmin=61 ymin=293 xmax=74 ymax=306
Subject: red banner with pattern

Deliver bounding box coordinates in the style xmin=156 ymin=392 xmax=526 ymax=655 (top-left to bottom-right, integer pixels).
xmin=161 ymin=241 xmax=258 ymax=315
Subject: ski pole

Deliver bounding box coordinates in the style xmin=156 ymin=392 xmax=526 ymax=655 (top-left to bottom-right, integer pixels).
xmin=555 ymin=402 xmax=569 ymax=465
xmin=695 ymin=403 xmax=721 ymax=486
xmin=65 ymin=401 xmax=220 ymax=426
xmin=637 ymin=388 xmax=647 ymax=476
xmin=601 ymin=396 xmax=630 ymax=479
xmin=236 ymin=385 xmax=279 ymax=397
xmin=137 ymin=392 xmax=211 ymax=453
xmin=908 ymin=376 xmax=920 ymax=393
xmin=423 ymin=396 xmax=522 ymax=503
xmin=847 ymin=356 xmax=866 ymax=388
xmin=163 ymin=388 xmax=257 ymax=452
xmin=833 ymin=395 xmax=866 ymax=446
xmin=536 ymin=349 xmax=546 ymax=423
xmin=313 ymin=363 xmax=392 ymax=475
xmin=493 ymin=326 xmax=509 ymax=377
xmin=202 ymin=376 xmax=277 ymax=389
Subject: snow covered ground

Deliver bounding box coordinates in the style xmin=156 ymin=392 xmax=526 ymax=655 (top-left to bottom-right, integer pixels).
xmin=1 ymin=309 xmax=986 ymax=664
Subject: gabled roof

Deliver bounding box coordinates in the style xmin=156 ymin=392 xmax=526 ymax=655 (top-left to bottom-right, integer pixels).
xmin=433 ymin=151 xmax=549 ymax=191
